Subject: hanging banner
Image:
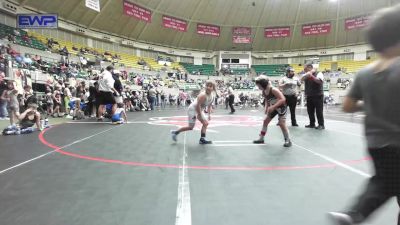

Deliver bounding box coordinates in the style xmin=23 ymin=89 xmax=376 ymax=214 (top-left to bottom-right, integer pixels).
xmin=232 ymin=27 xmax=251 ymax=35
xmin=123 ymin=1 xmax=152 ymax=23
xmin=302 ymin=22 xmax=331 ymax=36
xmin=162 ymin=15 xmax=187 ymax=32
xmin=197 ymin=23 xmax=220 ymax=37
xmin=345 ymin=15 xmax=369 ymax=30
xmin=85 ymin=0 xmax=100 ymax=12
xmin=264 ymin=27 xmax=291 ymax=38
xmin=233 ymin=36 xmax=252 ymax=44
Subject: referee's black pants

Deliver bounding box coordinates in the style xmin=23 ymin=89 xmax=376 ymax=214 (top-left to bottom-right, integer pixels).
xmin=228 ymin=94 xmax=235 ymax=113
xmin=284 ymin=95 xmax=298 ymax=125
xmin=306 ymin=95 xmax=324 ymax=126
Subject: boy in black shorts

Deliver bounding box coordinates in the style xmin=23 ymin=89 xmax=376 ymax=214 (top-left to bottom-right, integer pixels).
xmin=253 ymin=75 xmax=292 ymax=147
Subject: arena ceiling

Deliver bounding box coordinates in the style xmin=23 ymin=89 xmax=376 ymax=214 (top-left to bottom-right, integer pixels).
xmin=11 ymin=0 xmax=400 ymax=52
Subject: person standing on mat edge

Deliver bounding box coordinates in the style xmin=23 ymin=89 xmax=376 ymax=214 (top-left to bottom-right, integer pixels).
xmin=227 ymin=83 xmax=235 ymax=114
xmin=279 ymin=67 xmax=301 ymax=127
xmin=97 ymin=65 xmax=119 ymax=121
xmin=329 ymin=4 xmax=400 ymax=225
xmin=301 ymin=63 xmax=325 ymax=130
xmin=253 ymin=75 xmax=292 ymax=147
xmin=171 ymin=80 xmax=216 ymax=144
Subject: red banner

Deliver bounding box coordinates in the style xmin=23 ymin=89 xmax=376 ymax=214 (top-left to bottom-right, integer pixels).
xmin=162 ymin=15 xmax=187 ymax=32
xmin=264 ymin=27 xmax=290 ymax=38
xmin=233 ymin=27 xmax=251 ymax=35
xmin=123 ymin=1 xmax=151 ymax=23
xmin=197 ymin=23 xmax=220 ymax=37
xmin=233 ymin=36 xmax=252 ymax=44
xmin=302 ymin=22 xmax=331 ymax=36
xmin=345 ymin=15 xmax=369 ymax=30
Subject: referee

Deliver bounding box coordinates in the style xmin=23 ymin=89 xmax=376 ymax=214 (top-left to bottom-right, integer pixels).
xmin=301 ymin=64 xmax=325 ymax=130
xmin=97 ymin=65 xmax=119 ymax=121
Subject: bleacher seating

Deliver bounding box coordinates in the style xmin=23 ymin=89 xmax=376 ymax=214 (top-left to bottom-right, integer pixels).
xmin=337 ymin=60 xmax=372 ymax=73
xmin=290 ymin=60 xmax=373 ymax=74
xmin=0 ymin=23 xmax=47 ymax=51
xmin=180 ymin=63 xmax=215 ymax=75
xmin=1 ymin=23 xmax=374 ymax=76
xmin=319 ymin=61 xmax=332 ymax=71
xmin=290 ymin=64 xmax=304 ymax=73
xmin=28 ymin=31 xmax=155 ymax=70
xmin=252 ymin=64 xmax=289 ymax=76
xmin=171 ymin=62 xmax=185 ymax=72
xmin=230 ymin=68 xmax=249 ymax=75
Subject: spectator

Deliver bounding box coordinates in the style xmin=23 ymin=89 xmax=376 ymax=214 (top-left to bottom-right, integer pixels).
xmin=45 ymin=89 xmax=54 ymax=116
xmin=329 ymin=4 xmax=400 ymax=225
xmin=86 ymin=81 xmax=97 ymax=117
xmin=227 ymin=83 xmax=235 ymax=113
xmin=52 ymin=86 xmax=62 ymax=117
xmin=21 ymin=85 xmax=33 ymax=111
xmin=0 ymin=75 xmax=8 ymax=119
xmin=60 ymin=46 xmax=69 ymax=56
xmin=18 ymin=102 xmax=41 ymax=132
xmin=1 ymin=80 xmax=19 ymax=125
xmin=148 ymin=85 xmax=157 ymax=110
xmin=76 ymin=81 xmax=86 ymax=99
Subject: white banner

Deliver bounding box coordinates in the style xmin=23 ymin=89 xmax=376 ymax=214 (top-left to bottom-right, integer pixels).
xmin=85 ymin=0 xmax=100 ymax=12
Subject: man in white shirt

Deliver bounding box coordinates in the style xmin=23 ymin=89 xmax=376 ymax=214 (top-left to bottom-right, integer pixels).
xmin=279 ymin=67 xmax=301 ymax=126
xmin=97 ymin=65 xmax=119 ymax=121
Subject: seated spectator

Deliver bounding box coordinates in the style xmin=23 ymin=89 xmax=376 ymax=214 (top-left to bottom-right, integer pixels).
xmin=18 ymin=102 xmax=41 ymax=131
xmin=53 ymin=39 xmax=60 ymax=47
xmin=22 ymin=34 xmax=31 ymax=44
xmin=13 ymin=29 xmax=20 ymax=36
xmin=72 ymin=99 xmax=85 ymax=120
xmin=47 ymin=38 xmax=54 ymax=48
xmin=60 ymin=46 xmax=69 ymax=56
xmin=0 ymin=44 xmax=6 ymax=55
xmin=33 ymin=54 xmax=41 ymax=62
xmin=7 ymin=45 xmax=19 ymax=58
xmin=7 ymin=34 xmax=16 ymax=43
xmin=80 ymin=47 xmax=86 ymax=54
xmin=111 ymin=103 xmax=127 ymax=124
xmin=138 ymin=58 xmax=146 ymax=65
xmin=2 ymin=103 xmax=42 ymax=135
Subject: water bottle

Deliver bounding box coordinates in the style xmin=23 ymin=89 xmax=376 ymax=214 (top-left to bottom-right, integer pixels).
xmin=40 ymin=119 xmax=45 ymax=130
xmin=44 ymin=118 xmax=49 ymax=127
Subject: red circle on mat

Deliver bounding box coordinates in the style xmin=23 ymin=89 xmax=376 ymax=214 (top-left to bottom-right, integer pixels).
xmin=38 ymin=124 xmax=370 ymax=171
